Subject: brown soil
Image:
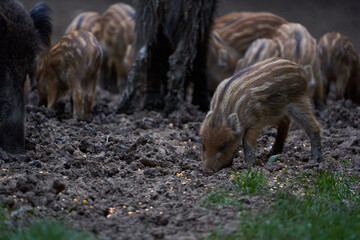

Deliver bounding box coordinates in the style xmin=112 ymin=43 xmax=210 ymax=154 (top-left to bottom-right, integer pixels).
xmin=1 ymin=88 xmax=359 ymax=239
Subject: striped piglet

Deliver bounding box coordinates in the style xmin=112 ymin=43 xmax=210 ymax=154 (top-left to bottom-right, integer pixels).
xmin=37 ymin=31 xmax=103 ymax=122
xmin=200 ymin=58 xmax=323 ymax=172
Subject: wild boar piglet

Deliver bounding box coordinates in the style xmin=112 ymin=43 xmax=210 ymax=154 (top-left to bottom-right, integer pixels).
xmin=200 ymin=57 xmax=323 ymax=172
xmin=235 ymin=38 xmax=280 ymax=71
xmin=318 ymin=32 xmax=359 ymax=103
xmin=275 ymin=23 xmax=324 ymax=108
xmin=207 ymin=31 xmax=239 ymax=95
xmin=100 ymin=3 xmax=135 ymax=93
xmin=214 ymin=12 xmax=287 ymax=56
xmin=65 ymin=11 xmax=102 ymax=41
xmin=38 ymin=30 xmax=103 ymax=122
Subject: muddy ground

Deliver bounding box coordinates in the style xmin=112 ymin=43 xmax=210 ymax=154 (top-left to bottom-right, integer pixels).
xmin=1 ymin=0 xmax=360 ymax=239
xmin=1 ymin=90 xmax=360 ymax=239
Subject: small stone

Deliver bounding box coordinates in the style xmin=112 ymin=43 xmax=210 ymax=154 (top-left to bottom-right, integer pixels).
xmin=144 ymin=168 xmax=155 ymax=176
xmin=0 ymin=149 xmax=10 ymax=162
xmin=29 ymin=160 xmax=42 ymax=168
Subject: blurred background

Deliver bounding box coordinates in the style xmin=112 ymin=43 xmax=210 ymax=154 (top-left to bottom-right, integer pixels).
xmin=21 ymin=0 xmax=360 ymax=50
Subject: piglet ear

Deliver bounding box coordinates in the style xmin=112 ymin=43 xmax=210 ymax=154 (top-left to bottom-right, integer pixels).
xmin=29 ymin=2 xmax=53 ymax=48
xmin=228 ymin=113 xmax=242 ymax=135
xmin=200 ymin=111 xmax=213 ymax=134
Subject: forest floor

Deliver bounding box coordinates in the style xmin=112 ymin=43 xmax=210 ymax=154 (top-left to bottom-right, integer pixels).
xmin=1 ymin=90 xmax=359 ymax=239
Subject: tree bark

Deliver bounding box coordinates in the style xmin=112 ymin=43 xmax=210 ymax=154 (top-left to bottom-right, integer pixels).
xmin=117 ymin=0 xmax=217 ymax=114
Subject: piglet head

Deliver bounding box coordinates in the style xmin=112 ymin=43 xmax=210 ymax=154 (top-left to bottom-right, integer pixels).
xmin=200 ymin=111 xmax=243 ymax=172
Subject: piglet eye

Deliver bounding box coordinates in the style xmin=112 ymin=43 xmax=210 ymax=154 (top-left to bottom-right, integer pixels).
xmin=218 ymin=143 xmax=226 ymax=152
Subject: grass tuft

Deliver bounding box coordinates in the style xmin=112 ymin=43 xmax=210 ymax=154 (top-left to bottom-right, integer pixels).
xmin=0 ymin=207 xmax=98 ymax=240
xmin=201 ymin=191 xmax=240 ymax=210
xmin=232 ymin=167 xmax=267 ymax=194
xmin=208 ymin=169 xmax=360 ymax=240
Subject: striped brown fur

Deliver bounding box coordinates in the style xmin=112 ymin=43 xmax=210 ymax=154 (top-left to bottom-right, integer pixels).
xmin=37 ymin=30 xmax=103 ymax=122
xmin=207 ymin=31 xmax=240 ymax=94
xmin=200 ymin=58 xmax=323 ymax=172
xmin=235 ymin=38 xmax=280 ymax=71
xmin=213 ymin=11 xmax=256 ymax=29
xmin=65 ymin=11 xmax=102 ymax=41
xmin=275 ymin=23 xmax=324 ymax=107
xmin=318 ymin=32 xmax=359 ymax=102
xmin=214 ymin=12 xmax=287 ymax=57
xmin=101 ymin=3 xmax=135 ymax=92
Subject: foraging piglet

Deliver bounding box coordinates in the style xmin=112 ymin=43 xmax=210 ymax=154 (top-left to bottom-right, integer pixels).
xmin=37 ymin=30 xmax=103 ymax=122
xmin=207 ymin=31 xmax=239 ymax=95
xmin=200 ymin=57 xmax=323 ymax=172
xmin=100 ymin=3 xmax=135 ymax=93
xmin=274 ymin=23 xmax=324 ymax=108
xmin=213 ymin=11 xmax=256 ymax=29
xmin=65 ymin=11 xmax=102 ymax=41
xmin=214 ymin=12 xmax=287 ymax=56
xmin=317 ymin=32 xmax=359 ymax=103
xmin=235 ymin=38 xmax=280 ymax=71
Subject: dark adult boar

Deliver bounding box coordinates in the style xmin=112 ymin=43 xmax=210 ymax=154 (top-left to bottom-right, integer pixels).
xmin=200 ymin=58 xmax=323 ymax=172
xmin=0 ymin=0 xmax=52 ymax=154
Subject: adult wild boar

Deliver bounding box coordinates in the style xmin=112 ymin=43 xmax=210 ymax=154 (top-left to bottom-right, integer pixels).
xmin=0 ymin=0 xmax=52 ymax=153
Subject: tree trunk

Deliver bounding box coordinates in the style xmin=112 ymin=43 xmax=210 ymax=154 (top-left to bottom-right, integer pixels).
xmin=117 ymin=0 xmax=217 ymax=114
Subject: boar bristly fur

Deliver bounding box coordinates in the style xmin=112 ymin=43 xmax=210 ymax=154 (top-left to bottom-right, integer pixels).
xmin=0 ymin=0 xmax=52 ymax=154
